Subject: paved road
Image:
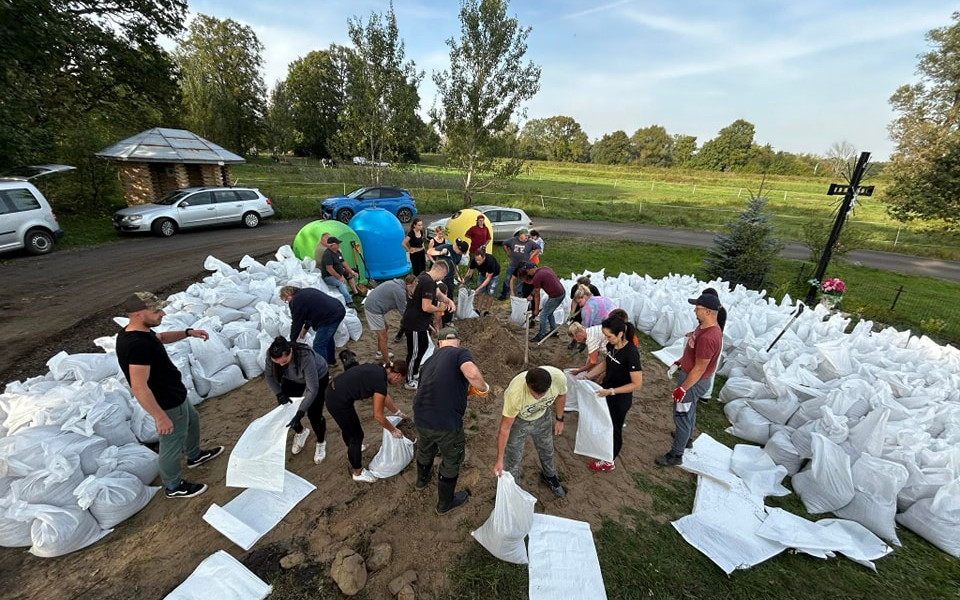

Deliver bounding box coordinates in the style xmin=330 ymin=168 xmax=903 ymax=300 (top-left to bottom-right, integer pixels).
xmin=1 ymin=216 xmax=957 ymax=376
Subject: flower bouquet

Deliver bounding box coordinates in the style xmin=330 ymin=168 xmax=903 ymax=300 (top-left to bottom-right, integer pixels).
xmin=810 ymin=277 xmax=845 ymax=309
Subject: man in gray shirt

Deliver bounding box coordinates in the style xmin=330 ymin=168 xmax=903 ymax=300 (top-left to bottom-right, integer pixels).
xmin=498 ymin=228 xmax=540 ymax=300
xmin=364 ymin=276 xmax=416 ymax=362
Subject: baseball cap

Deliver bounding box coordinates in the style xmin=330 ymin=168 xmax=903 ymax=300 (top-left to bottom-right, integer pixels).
xmin=517 ymin=228 xmax=530 ymax=236
xmin=455 ymin=239 xmax=469 ymax=253
xmin=437 ymin=326 xmax=460 ymax=340
xmin=688 ymin=293 xmax=721 ymax=311
xmin=122 ymin=291 xmax=169 ymax=313
xmin=326 ymin=236 xmax=341 ymax=245
xmin=519 ymin=261 xmax=537 ymax=272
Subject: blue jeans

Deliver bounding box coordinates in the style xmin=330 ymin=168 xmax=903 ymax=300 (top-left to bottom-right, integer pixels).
xmin=313 ymin=321 xmax=339 ymax=364
xmin=159 ymin=401 xmax=201 ymax=488
xmin=477 ymin=275 xmax=499 ymax=296
xmin=323 ymin=275 xmax=352 ymax=305
xmin=499 ymin=264 xmax=518 ymax=297
xmin=537 ymin=295 xmax=564 ymax=337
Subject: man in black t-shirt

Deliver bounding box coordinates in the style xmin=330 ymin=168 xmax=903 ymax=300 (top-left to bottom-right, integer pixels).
xmin=413 ymin=327 xmax=490 ymax=515
xmin=115 ymin=292 xmax=224 ymax=499
xmin=464 ymin=249 xmax=501 ymax=316
xmin=400 ymin=261 xmax=455 ymax=390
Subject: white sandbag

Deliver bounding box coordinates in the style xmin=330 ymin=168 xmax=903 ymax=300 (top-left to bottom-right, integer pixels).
xmin=234 ymin=349 xmax=264 ymax=379
xmin=572 ymin=380 xmax=614 ymax=463
xmin=509 ymin=296 xmax=528 ymax=326
xmin=232 ymin=329 xmax=261 ymax=351
xmin=456 ymin=287 xmax=479 ymax=319
xmin=226 ymin=403 xmax=297 ymax=492
xmin=471 ymin=472 xmax=537 ymax=564
xmin=896 ymin=462 xmax=955 ymax=511
xmin=129 ymin=404 xmax=160 ymax=444
xmin=46 ymin=352 xmax=121 ymax=382
xmin=188 ymin=354 xmax=212 ymax=398
xmin=12 ymin=453 xmax=84 ymax=507
xmin=333 ymin=322 xmax=349 ymax=348
xmin=847 ymin=408 xmax=890 ymax=457
xmin=763 ymin=429 xmax=803 ymax=476
xmin=85 ymin=401 xmax=138 ymax=447
xmin=29 ymin=504 xmax=111 ymax=557
xmin=730 ymin=444 xmax=789 ymax=499
xmin=719 ymin=377 xmax=769 ymax=403
xmin=561 ymin=370 xmax=583 ymax=412
xmin=189 ymin=335 xmax=236 ymax=378
xmin=528 ymin=514 xmax=606 ymax=600
xmin=96 ymin=444 xmax=159 ymax=485
xmin=748 ymin=396 xmax=799 ymax=426
xmin=44 ymin=433 xmax=109 ymax=477
xmin=205 ymin=364 xmax=247 ymax=398
xmin=255 ymin=301 xmax=285 ymax=339
xmin=835 ymin=455 xmax=908 ymax=545
xmin=74 ymin=472 xmax=159 ymax=529
xmin=896 ymin=479 xmax=960 ymax=557
xmin=0 ymin=425 xmax=63 ymax=477
xmin=648 ymin=308 xmax=675 ymax=346
xmin=724 ymin=404 xmax=772 ymax=444
xmin=204 ymin=305 xmax=246 ymax=324
xmin=791 ymin=434 xmax=855 ymax=514
xmin=343 ymin=312 xmax=363 ymax=340
xmin=0 ymin=496 xmax=34 ymax=548
xmin=367 ymin=416 xmax=414 ymax=479
xmin=164 ymin=550 xmax=271 ymax=600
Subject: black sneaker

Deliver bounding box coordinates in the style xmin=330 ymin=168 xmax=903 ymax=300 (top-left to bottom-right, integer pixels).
xmin=655 ymin=453 xmax=682 ymax=467
xmin=186 ymin=446 xmax=224 ymax=468
xmin=670 ymin=431 xmax=694 ymax=449
xmin=165 ymin=480 xmax=208 ymax=498
xmin=540 ymin=473 xmax=566 ymax=498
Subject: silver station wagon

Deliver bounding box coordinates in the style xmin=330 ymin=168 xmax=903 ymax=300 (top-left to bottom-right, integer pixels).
xmin=112 ymin=186 xmax=274 ymax=237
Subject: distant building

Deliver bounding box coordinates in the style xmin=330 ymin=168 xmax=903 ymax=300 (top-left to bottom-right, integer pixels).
xmin=96 ymin=128 xmax=245 ymax=206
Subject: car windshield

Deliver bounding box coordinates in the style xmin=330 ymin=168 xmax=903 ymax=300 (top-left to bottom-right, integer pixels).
xmin=346 ymin=187 xmax=371 ymax=199
xmin=156 ymin=190 xmax=190 ymax=205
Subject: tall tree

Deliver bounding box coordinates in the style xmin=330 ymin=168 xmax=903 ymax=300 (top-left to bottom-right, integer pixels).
xmin=671 ymin=134 xmax=698 ymax=167
xmin=284 ymin=46 xmax=351 ymax=158
xmin=520 ymin=116 xmax=589 ymax=162
xmin=693 ymin=119 xmax=755 ymax=171
xmin=339 ymin=3 xmax=423 ymax=175
xmin=826 ymin=140 xmax=858 ymax=179
xmin=589 ymin=130 xmax=634 ymax=164
xmin=702 ymin=196 xmax=783 ymax=289
xmin=886 ymin=12 xmax=960 ymax=228
xmin=263 ymin=80 xmax=297 ymax=155
xmin=175 ymin=14 xmax=266 ymax=154
xmin=431 ymin=0 xmax=541 ymax=203
xmin=632 ymin=125 xmax=673 ymax=167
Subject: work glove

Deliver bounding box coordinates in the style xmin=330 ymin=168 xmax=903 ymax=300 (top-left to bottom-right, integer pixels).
xmin=276 ymin=393 xmax=292 ymax=406
xmin=389 ymin=428 xmax=404 ymax=439
xmin=286 ymin=410 xmax=305 ymax=429
xmin=672 ymin=386 xmax=687 ymax=403
xmin=666 ymin=362 xmax=679 ymax=378
xmin=468 ymin=382 xmax=491 ymax=397
xmin=393 ymin=409 xmax=408 ymax=420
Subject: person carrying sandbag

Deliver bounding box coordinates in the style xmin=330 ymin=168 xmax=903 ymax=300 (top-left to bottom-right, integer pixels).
xmin=264 ymin=337 xmax=330 ymax=465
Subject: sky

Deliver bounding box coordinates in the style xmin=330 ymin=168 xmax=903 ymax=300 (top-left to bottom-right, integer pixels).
xmin=180 ymin=0 xmax=953 ymax=161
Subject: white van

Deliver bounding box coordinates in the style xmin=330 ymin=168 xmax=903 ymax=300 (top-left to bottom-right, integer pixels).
xmin=0 ymin=165 xmax=71 ymax=255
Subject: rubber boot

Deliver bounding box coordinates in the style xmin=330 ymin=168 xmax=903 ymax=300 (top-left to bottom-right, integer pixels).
xmin=436 ymin=474 xmax=469 ymax=515
xmin=415 ymin=461 xmax=433 ymax=490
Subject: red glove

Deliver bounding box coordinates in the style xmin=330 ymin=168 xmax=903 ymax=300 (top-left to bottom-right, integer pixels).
xmin=672 ymin=386 xmax=686 ymax=402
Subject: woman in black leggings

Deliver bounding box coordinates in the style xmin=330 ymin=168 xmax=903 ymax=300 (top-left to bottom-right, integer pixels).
xmin=264 ymin=337 xmax=330 ymax=464
xmin=325 ymin=360 xmax=408 ymax=483
xmin=587 ymin=316 xmax=643 ymax=472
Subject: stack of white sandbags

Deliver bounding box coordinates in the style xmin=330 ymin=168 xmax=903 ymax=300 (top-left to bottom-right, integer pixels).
xmin=577 ymin=271 xmax=960 ymax=558
xmin=0 ymin=246 xmax=365 ymax=557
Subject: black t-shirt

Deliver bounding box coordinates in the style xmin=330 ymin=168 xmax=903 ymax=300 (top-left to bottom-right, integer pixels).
xmin=413 ymin=346 xmax=474 ymax=431
xmin=401 ymin=271 xmax=437 ymax=331
xmin=601 ymin=342 xmax=642 ymax=390
xmin=406 ymin=229 xmax=424 ymax=249
xmin=116 ymin=330 xmax=187 ymax=410
xmin=321 ymin=247 xmax=346 ymax=276
xmin=470 ymin=253 xmax=500 ymax=277
xmin=328 ymin=363 xmax=388 ymax=404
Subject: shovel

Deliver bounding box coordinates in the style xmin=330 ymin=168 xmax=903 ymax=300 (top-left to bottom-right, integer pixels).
xmin=766 ymin=303 xmax=805 ymax=352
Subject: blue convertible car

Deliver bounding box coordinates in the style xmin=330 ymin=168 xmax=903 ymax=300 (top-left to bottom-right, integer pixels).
xmin=320 ymin=186 xmax=417 ymax=224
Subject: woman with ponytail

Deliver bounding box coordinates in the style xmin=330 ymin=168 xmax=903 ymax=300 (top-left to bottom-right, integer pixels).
xmin=264 ymin=336 xmax=330 ymax=464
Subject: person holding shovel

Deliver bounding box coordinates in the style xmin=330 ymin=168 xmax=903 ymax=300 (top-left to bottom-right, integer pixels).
xmin=517 ymin=262 xmax=566 ymax=343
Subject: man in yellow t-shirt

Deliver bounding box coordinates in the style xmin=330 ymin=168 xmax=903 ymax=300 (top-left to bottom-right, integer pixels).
xmin=492 ymin=366 xmax=567 ymax=498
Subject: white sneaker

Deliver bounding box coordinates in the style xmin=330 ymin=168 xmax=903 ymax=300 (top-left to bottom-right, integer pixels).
xmin=291 ymin=428 xmax=310 ymax=455
xmin=404 ymin=380 xmax=418 ymax=390
xmin=313 ymin=441 xmax=326 ymax=464
xmin=361 ymin=443 xmax=367 ymax=452
xmin=375 ymin=350 xmax=395 ymax=359
xmin=352 ymin=469 xmax=377 ymax=483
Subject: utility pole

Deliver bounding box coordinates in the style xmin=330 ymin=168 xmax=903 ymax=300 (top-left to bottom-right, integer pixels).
xmin=805 ymin=151 xmax=873 ymax=305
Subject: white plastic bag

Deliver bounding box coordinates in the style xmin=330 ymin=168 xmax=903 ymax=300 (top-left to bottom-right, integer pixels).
xmin=367 ymin=416 xmax=414 ymax=479
xmin=29 ymin=505 xmax=111 ymax=557
xmin=509 ymin=296 xmax=528 ymax=326
xmin=74 ymin=472 xmax=159 ymax=529
xmin=456 ymin=287 xmax=479 ymax=319
xmin=0 ymin=496 xmax=34 ymax=548
xmin=471 ymin=472 xmax=537 ymax=564
xmin=572 ymin=380 xmax=614 ymax=463
xmin=791 ymin=433 xmax=855 ymax=514
xmin=226 ymin=404 xmax=297 ymax=492
xmin=11 ymin=453 xmax=84 ymax=507
xmin=164 ymin=550 xmax=272 ymax=600
xmin=835 ymin=455 xmax=908 ymax=545
xmin=95 ymin=443 xmax=159 ymax=485
xmin=896 ymin=479 xmax=960 ymax=557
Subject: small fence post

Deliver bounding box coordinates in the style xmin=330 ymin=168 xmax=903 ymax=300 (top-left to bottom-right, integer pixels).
xmin=692 ymin=184 xmax=696 ymax=194
xmin=783 ymin=191 xmax=788 ymax=202
xmin=651 ymin=181 xmax=654 ymax=191
xmin=891 ymin=285 xmax=904 ymax=310
xmin=894 ymin=226 xmax=902 ymax=247
xmin=614 ymin=179 xmax=618 ymax=188
xmin=638 ymin=202 xmax=642 ymax=217
xmin=539 ymin=195 xmax=545 ymax=208
xmin=342 ymin=183 xmax=346 ymax=195
xmin=738 ymin=188 xmax=742 ymax=198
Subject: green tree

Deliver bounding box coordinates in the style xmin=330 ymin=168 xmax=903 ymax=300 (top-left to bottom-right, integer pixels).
xmin=431 ymin=0 xmax=541 ymax=203
xmin=339 ymin=3 xmax=423 ymax=175
xmin=693 ymin=119 xmax=755 ymax=171
xmin=175 ymin=14 xmax=266 ymax=154
xmin=702 ymin=196 xmax=783 ymax=289
xmin=519 ymin=116 xmax=589 ymax=162
xmin=589 ymin=130 xmax=634 ymax=164
xmin=632 ymin=125 xmax=673 ymax=167
xmin=284 ymin=47 xmax=351 ymax=158
xmin=263 ymin=81 xmax=297 ymax=155
xmin=671 ymin=134 xmax=697 ymax=167
xmin=885 ymin=12 xmax=960 ymax=228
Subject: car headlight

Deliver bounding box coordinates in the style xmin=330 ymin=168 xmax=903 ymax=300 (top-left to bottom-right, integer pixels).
xmin=121 ymin=215 xmax=143 ymax=224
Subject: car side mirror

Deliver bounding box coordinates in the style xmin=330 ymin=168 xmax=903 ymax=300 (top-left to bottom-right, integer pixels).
xmin=178 ymin=201 xmax=190 ymax=208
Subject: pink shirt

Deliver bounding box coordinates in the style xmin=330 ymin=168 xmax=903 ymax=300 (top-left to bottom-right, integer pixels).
xmin=679 ymin=325 xmax=722 ymax=378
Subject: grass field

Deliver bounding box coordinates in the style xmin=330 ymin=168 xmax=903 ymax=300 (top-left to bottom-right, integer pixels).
xmin=445 ymin=238 xmax=960 ymax=600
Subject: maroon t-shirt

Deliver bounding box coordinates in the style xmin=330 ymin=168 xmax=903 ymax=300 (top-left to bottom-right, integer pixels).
xmin=679 ymin=324 xmax=722 ymax=378
xmin=530 ymin=267 xmax=565 ymax=298
xmin=464 ymin=225 xmax=491 ymax=253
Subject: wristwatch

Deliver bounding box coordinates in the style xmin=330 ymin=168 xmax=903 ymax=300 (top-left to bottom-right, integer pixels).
xmin=555 ymin=415 xmax=564 ymax=422
xmin=184 ymin=328 xmax=194 ymax=337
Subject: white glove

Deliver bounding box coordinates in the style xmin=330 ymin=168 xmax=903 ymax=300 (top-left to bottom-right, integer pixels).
xmin=666 ymin=363 xmax=679 ymax=378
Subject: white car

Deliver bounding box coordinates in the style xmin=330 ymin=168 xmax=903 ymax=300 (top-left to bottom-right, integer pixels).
xmin=112 ymin=186 xmax=274 ymax=237
xmin=352 ymin=156 xmax=390 ymax=167
xmin=0 ymin=164 xmax=72 ymax=255
xmin=427 ymin=205 xmax=533 ymax=243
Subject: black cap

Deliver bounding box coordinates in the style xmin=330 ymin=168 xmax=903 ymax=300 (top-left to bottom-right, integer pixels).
xmin=327 ymin=236 xmax=341 ymax=245
xmin=688 ymin=293 xmax=721 ymax=311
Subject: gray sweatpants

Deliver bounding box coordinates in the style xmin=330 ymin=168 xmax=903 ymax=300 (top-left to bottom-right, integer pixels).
xmin=670 ymin=369 xmax=711 ymax=457
xmin=503 ymin=409 xmax=557 ymax=481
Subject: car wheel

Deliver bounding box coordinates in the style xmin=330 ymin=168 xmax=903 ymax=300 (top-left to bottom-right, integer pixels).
xmin=396 ymin=207 xmax=413 ymax=223
xmin=152 ymin=218 xmax=176 ymax=237
xmin=25 ymin=229 xmax=54 ymax=255
xmin=242 ymin=211 xmax=261 ymax=228
xmin=337 ymin=208 xmax=354 ymax=224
